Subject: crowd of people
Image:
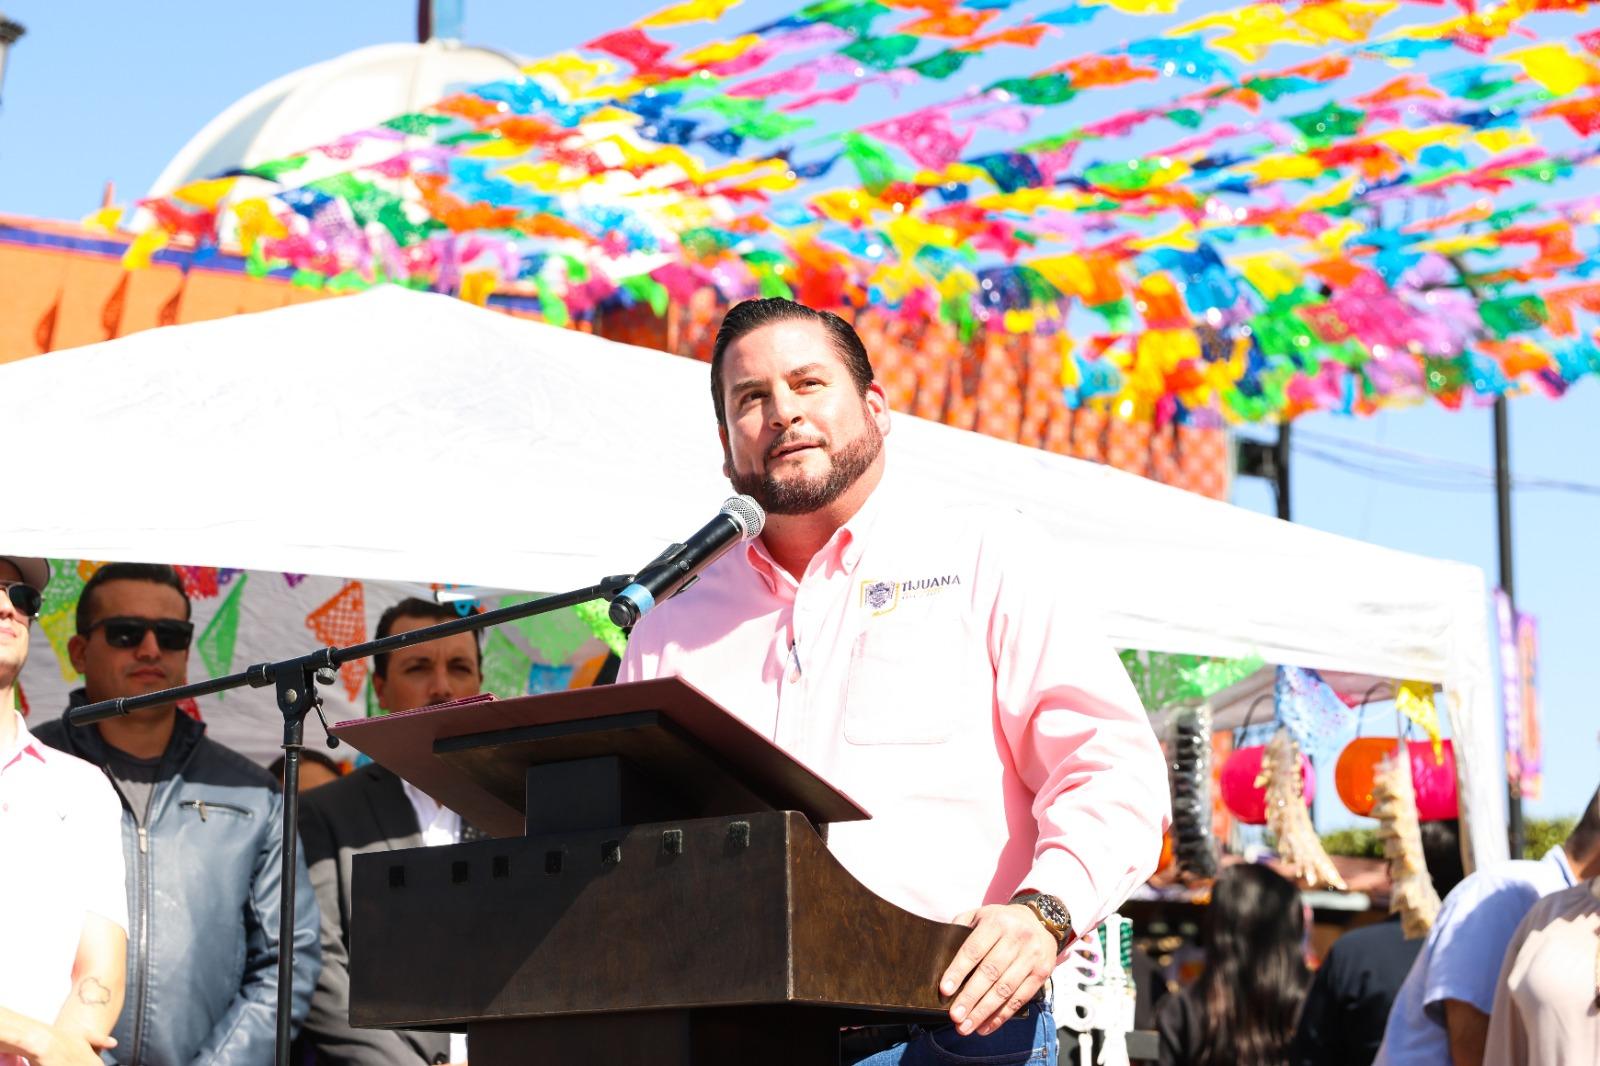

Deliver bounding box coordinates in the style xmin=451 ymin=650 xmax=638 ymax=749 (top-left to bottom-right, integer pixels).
xmin=2 ymin=296 xmax=1595 ymax=1066
xmin=0 ymin=559 xmax=493 ymax=1066
xmin=1142 ymin=799 xmax=1600 ymax=1066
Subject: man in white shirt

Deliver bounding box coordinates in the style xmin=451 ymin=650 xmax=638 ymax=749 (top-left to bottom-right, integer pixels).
xmin=0 ymin=555 xmax=127 ymax=1066
xmin=298 ymin=598 xmax=484 ymax=1066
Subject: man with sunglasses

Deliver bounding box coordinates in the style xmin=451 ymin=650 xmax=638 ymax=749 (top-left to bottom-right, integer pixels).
xmin=33 ymin=562 xmax=321 ymax=1066
xmin=1 ymin=555 xmax=128 ymax=1066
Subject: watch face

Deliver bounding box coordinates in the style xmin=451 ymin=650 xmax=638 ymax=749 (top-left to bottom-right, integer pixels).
xmin=1035 ymin=895 xmax=1069 ymax=927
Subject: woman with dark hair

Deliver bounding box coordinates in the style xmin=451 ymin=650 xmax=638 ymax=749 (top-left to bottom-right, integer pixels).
xmin=1156 ymin=863 xmax=1312 ymax=1066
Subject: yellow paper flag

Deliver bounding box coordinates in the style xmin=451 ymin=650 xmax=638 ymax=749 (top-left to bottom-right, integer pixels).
xmin=122 ymin=228 xmax=170 ymax=271
xmin=1396 ymin=680 xmax=1443 ymax=761
xmin=640 ymin=0 xmax=742 ymax=28
xmin=171 ymin=176 xmax=238 ymax=212
xmin=1503 ymin=43 xmax=1600 ymax=97
xmin=459 ymin=269 xmax=497 ymax=307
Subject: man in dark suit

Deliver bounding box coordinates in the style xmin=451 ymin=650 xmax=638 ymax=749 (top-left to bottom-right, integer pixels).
xmin=298 ymin=598 xmax=484 ymax=1066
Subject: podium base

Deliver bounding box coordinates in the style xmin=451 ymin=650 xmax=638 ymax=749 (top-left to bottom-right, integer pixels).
xmin=470 ymin=1006 xmax=848 ymax=1065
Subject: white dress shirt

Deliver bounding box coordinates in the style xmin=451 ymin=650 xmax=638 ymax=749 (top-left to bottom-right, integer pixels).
xmin=399 ymin=778 xmax=468 ymax=1063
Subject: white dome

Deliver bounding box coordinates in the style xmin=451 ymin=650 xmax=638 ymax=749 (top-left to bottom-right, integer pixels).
xmin=147 ymin=39 xmax=525 ymax=198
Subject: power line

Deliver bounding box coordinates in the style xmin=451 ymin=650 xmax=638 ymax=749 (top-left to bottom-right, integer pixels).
xmin=1291 ymin=431 xmax=1600 ymax=497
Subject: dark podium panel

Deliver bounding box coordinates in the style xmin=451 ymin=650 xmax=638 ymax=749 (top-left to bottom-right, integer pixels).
xmin=331 ymin=679 xmax=969 ymax=1065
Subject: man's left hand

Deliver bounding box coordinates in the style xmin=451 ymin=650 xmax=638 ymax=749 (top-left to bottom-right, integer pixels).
xmin=938 ymin=903 xmax=1060 ymax=1036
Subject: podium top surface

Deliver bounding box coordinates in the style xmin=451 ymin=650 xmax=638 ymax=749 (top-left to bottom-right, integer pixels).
xmin=330 ymin=677 xmax=870 ymax=837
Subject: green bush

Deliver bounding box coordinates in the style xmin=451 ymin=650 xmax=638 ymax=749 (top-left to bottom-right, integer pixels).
xmin=1522 ymin=817 xmax=1575 ymax=859
xmin=1320 ymin=828 xmax=1383 ymax=858
xmin=1319 ymin=818 xmax=1576 ymax=861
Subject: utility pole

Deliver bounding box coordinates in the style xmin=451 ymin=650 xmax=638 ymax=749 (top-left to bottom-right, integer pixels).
xmin=1273 ymin=422 xmax=1292 ymax=522
xmin=1444 ymin=254 xmax=1524 ymax=858
xmin=1236 ymin=423 xmax=1293 ymax=522
xmin=0 ymin=14 xmax=25 ymax=109
xmin=1494 ymin=395 xmax=1524 ymax=857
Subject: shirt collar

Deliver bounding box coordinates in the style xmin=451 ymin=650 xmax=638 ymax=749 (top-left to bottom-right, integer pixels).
xmin=739 ymin=457 xmax=897 ymax=593
xmin=1542 ymin=844 xmax=1577 ymax=888
xmin=0 ymin=710 xmax=47 ymax=773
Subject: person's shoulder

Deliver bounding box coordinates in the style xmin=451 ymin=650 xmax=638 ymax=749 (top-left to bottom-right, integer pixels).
xmin=1517 ymin=878 xmax=1597 ymax=926
xmin=35 ymin=738 xmax=116 ymax=797
xmin=28 ymin=714 xmax=68 ymax=749
xmin=1329 ymin=919 xmax=1405 ymax=954
xmin=1441 ymin=860 xmax=1551 ymax=909
xmin=191 ymin=733 xmax=279 ymax=790
xmin=1428 ymin=862 xmax=1550 ymax=940
xmin=300 ymin=762 xmax=390 ymax=817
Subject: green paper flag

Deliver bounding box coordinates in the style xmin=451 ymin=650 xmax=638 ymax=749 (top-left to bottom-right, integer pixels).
xmin=481 ymin=629 xmax=534 ymax=700
xmin=911 ymin=50 xmax=972 ymax=80
xmin=39 ymin=560 xmax=87 ymax=682
xmin=621 ymin=275 xmax=671 ymax=317
xmin=839 ymin=133 xmax=908 ymax=195
xmin=988 ymin=74 xmax=1077 ymax=107
xmin=573 ymin=599 xmax=628 ymax=658
xmin=1286 ymin=103 xmax=1363 ymax=142
xmin=1119 ymin=650 xmax=1266 ymax=709
xmin=840 ymin=34 xmax=919 ymax=72
xmin=381 ymin=112 xmax=454 ymax=135
xmin=197 ymin=573 xmax=249 ymax=686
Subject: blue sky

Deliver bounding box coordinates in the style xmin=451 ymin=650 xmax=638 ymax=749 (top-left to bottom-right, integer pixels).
xmin=0 ymin=0 xmax=1593 ymax=827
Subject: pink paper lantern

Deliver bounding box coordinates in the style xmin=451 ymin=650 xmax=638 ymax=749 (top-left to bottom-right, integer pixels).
xmin=1409 ymin=739 xmax=1458 ymax=822
xmin=1219 ymin=745 xmax=1316 ymax=826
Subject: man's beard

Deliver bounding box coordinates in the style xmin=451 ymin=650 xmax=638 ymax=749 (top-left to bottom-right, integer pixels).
xmin=730 ymin=419 xmax=883 ymax=516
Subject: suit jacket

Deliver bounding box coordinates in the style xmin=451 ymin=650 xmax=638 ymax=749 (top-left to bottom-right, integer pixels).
xmin=298 ymin=764 xmax=453 ymax=1066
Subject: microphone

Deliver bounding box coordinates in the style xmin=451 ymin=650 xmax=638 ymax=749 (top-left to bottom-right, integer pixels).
xmin=608 ymin=495 xmax=766 ymax=628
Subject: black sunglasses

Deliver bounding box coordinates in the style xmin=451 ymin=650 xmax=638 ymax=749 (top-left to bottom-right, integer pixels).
xmin=1 ymin=581 xmax=41 ymax=619
xmin=86 ymin=616 xmax=195 ymax=651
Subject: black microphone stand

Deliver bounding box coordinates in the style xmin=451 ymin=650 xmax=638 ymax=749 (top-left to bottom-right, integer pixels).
xmin=65 ymin=575 xmax=636 ymax=1066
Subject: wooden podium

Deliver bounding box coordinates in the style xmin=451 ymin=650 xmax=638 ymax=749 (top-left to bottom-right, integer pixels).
xmin=330 ymin=677 xmax=969 ymax=1065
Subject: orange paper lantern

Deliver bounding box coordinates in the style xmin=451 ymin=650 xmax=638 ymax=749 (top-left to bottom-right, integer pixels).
xmin=1336 ymin=737 xmax=1458 ymax=820
xmin=1335 ymin=736 xmax=1397 ymax=817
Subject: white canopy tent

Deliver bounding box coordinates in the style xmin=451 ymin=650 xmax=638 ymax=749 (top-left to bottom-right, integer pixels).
xmin=1 ymin=286 xmax=1505 ymax=868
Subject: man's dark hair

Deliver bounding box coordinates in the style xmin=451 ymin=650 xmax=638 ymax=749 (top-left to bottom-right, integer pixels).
xmin=76 ymin=562 xmax=192 ymax=634
xmin=709 ymin=298 xmax=875 ymax=427
xmin=373 ymin=597 xmax=482 ymax=679
xmin=268 ymin=748 xmax=342 ymax=782
xmin=1566 ymin=783 xmax=1600 ymax=858
xmin=1419 ymin=819 xmax=1465 ymax=900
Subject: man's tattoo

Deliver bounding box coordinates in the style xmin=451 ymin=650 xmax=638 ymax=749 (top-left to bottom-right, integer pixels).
xmin=76 ymin=977 xmax=112 ymax=1006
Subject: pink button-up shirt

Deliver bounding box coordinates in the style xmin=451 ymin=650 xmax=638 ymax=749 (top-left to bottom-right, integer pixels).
xmin=0 ymin=711 xmax=128 ymax=1059
xmin=620 ymin=471 xmax=1170 ymax=936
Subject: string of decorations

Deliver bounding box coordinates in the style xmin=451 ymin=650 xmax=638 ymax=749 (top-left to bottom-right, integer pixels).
xmin=109 ymin=0 xmax=1600 ymax=425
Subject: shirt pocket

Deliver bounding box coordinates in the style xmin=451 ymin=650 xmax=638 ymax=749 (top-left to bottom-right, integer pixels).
xmin=842 ymin=621 xmax=965 ymax=745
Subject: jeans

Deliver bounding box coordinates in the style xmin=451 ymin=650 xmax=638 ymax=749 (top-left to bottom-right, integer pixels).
xmin=843 ymin=999 xmax=1057 ymax=1066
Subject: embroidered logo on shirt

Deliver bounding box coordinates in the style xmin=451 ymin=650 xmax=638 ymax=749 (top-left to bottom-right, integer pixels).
xmin=860 ymin=574 xmax=961 ymax=616
xmin=861 ymin=580 xmax=899 ymax=616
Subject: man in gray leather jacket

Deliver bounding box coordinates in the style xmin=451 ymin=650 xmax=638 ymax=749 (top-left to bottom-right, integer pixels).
xmin=34 ymin=562 xmax=320 ymax=1066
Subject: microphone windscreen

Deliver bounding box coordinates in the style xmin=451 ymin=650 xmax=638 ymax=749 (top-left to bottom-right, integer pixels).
xmin=722 ymin=495 xmax=766 ymax=539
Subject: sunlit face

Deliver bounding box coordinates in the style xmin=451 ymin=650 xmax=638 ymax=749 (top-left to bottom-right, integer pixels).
xmin=717 ymin=319 xmax=889 ymax=516
xmin=67 ymin=580 xmax=190 ymax=704
xmin=0 ymin=559 xmax=29 ymax=686
xmin=372 ymin=614 xmax=482 ymax=715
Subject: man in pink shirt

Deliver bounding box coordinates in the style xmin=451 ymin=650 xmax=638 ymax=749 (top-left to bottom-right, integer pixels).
xmin=619 ymin=299 xmax=1170 ymax=1065
xmin=0 ymin=555 xmax=128 ymax=1066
